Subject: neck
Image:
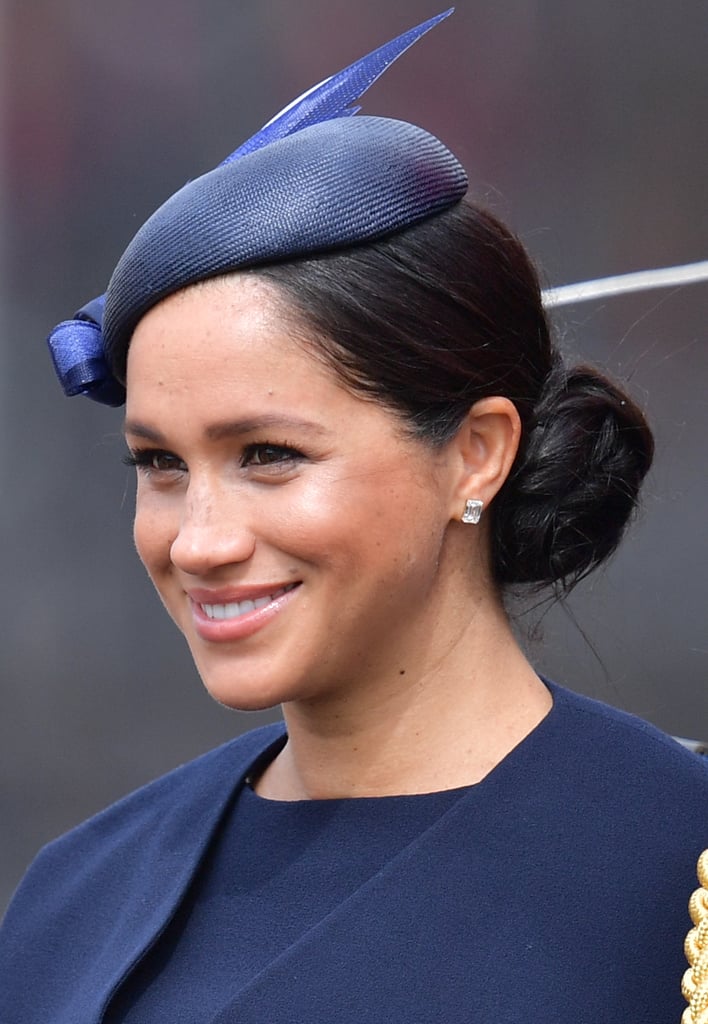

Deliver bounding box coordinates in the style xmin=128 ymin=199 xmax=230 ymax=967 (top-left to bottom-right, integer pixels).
xmin=255 ymin=600 xmax=552 ymax=801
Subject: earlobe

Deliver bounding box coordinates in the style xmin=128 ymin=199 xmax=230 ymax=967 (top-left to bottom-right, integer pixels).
xmin=450 ymin=397 xmax=522 ymax=519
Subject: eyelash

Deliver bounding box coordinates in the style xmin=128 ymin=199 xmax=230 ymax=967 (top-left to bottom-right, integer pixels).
xmin=122 ymin=449 xmax=185 ymax=474
xmin=122 ymin=442 xmax=304 ymax=474
xmin=242 ymin=442 xmax=304 ymax=467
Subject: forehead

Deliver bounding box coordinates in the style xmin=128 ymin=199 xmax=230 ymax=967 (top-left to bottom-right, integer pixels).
xmin=131 ymin=274 xmax=296 ymax=349
xmin=127 ymin=274 xmax=314 ymax=383
xmin=124 ymin=273 xmax=381 ymax=437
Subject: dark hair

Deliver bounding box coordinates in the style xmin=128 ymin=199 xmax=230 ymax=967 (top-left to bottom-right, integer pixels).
xmin=248 ymin=199 xmax=654 ymax=592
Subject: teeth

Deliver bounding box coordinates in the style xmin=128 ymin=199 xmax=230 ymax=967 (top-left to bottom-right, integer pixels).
xmin=200 ymin=584 xmax=295 ymax=621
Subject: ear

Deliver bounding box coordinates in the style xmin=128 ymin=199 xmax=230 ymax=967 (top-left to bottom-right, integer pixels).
xmin=447 ymin=397 xmax=521 ymax=521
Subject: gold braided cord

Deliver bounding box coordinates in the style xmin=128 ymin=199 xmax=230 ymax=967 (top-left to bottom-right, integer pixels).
xmin=683 ymin=851 xmax=708 ymax=1023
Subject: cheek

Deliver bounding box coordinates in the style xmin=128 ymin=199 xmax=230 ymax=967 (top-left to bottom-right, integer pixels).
xmin=277 ymin=471 xmax=390 ymax=555
xmin=133 ymin=494 xmax=174 ymax=579
xmin=284 ymin=466 xmax=446 ymax=576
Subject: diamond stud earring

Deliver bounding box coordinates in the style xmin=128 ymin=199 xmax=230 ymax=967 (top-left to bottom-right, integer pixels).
xmin=461 ymin=499 xmax=483 ymax=525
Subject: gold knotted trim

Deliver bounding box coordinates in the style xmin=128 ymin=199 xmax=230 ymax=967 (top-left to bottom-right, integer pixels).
xmin=683 ymin=850 xmax=708 ymax=1023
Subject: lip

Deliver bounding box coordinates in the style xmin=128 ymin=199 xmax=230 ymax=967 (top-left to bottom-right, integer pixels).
xmin=187 ymin=582 xmax=301 ymax=643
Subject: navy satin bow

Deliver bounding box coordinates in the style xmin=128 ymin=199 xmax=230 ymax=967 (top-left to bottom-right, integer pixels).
xmin=47 ymin=296 xmax=126 ymax=407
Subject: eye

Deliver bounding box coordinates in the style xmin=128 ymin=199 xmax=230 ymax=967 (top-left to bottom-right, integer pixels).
xmin=123 ymin=448 xmax=187 ymax=474
xmin=240 ymin=443 xmax=304 ymax=468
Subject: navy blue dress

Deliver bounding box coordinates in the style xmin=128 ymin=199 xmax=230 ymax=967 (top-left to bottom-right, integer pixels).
xmin=1 ymin=682 xmax=707 ymax=1023
xmin=107 ymin=781 xmax=468 ymax=1022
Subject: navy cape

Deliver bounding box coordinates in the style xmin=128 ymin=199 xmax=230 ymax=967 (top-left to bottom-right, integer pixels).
xmin=1 ymin=684 xmax=707 ymax=1023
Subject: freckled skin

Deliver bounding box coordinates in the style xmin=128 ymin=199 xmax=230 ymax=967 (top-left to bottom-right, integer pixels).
xmin=126 ymin=275 xmax=466 ymax=713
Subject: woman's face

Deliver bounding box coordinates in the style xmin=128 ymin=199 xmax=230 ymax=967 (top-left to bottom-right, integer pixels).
xmin=124 ymin=275 xmax=466 ymax=711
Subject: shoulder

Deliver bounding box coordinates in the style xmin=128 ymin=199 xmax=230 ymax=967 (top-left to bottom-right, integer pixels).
xmin=2 ymin=722 xmax=285 ymax=925
xmin=471 ymin=682 xmax=708 ymax=935
xmin=550 ymin=680 xmax=706 ymax=766
xmin=0 ymin=722 xmax=284 ymax=1019
xmin=542 ymin=680 xmax=708 ymax=813
xmin=54 ymin=722 xmax=282 ymax=846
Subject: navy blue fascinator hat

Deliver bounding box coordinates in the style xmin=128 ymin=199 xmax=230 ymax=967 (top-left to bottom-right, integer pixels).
xmin=48 ymin=9 xmax=467 ymax=407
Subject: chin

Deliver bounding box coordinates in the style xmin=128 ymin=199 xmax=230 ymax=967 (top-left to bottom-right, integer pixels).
xmin=195 ymin=671 xmax=285 ymax=712
xmin=193 ymin=656 xmax=305 ymax=713
xmin=206 ymin=686 xmax=284 ymax=713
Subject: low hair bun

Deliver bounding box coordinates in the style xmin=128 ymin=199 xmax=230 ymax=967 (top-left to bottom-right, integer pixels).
xmin=492 ymin=360 xmax=655 ymax=590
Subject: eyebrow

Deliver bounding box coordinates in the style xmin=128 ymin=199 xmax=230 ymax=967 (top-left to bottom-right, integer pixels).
xmin=123 ymin=414 xmax=332 ymax=443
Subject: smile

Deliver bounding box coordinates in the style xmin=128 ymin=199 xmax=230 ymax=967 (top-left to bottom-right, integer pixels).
xmin=199 ymin=584 xmax=298 ymax=621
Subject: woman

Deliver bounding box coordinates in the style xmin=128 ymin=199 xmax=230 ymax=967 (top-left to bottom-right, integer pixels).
xmin=1 ymin=12 xmax=706 ymax=1022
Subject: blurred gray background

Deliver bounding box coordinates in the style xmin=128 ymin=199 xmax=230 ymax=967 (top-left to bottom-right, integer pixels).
xmin=1 ymin=0 xmax=706 ymax=913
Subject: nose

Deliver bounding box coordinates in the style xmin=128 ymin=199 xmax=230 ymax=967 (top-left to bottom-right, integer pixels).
xmin=169 ymin=479 xmax=256 ymax=576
